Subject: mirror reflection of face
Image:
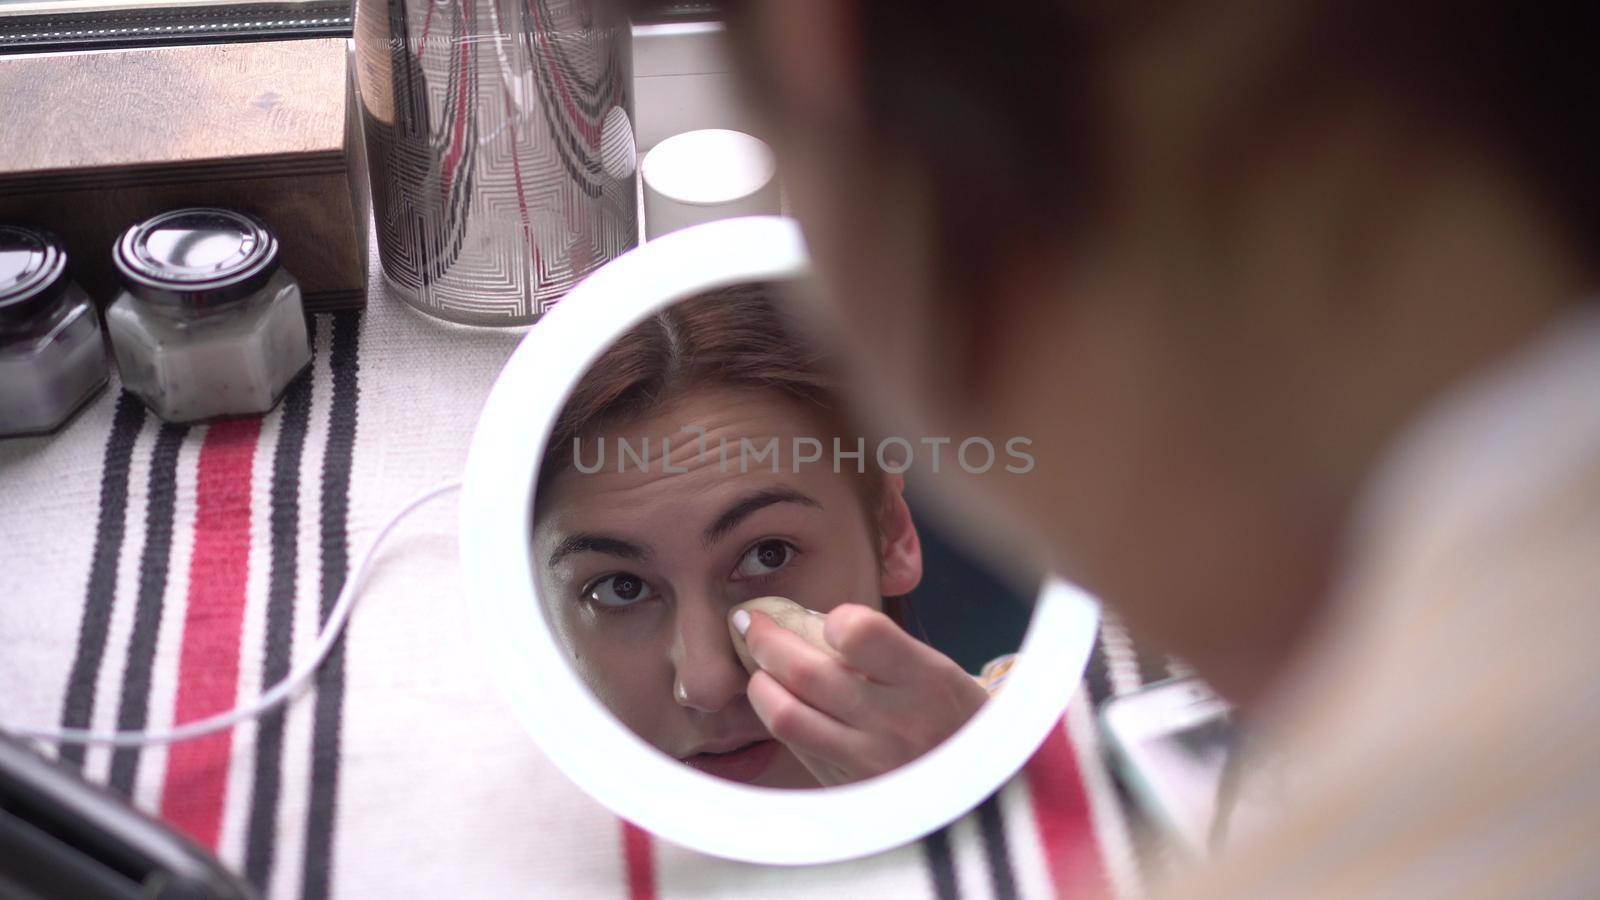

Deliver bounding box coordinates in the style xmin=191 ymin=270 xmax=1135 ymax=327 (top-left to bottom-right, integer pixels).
xmin=534 ymin=386 xmax=920 ymax=789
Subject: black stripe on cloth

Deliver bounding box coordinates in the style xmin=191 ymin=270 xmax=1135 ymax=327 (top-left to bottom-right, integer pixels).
xmin=243 ymin=361 xmax=316 ymax=892
xmin=921 ymin=826 xmax=961 ymax=900
xmin=1134 ymin=639 xmax=1173 ymax=690
xmin=58 ymin=394 xmax=145 ymax=770
xmin=1084 ymin=625 xmax=1114 ymax=707
xmin=107 ymin=422 xmax=189 ymax=796
xmin=301 ymin=312 xmax=360 ymax=900
xmin=975 ymin=792 xmax=1018 ymax=900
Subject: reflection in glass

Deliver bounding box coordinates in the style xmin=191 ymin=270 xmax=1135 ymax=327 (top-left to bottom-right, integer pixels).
xmin=530 ymin=283 xmax=1031 ymax=789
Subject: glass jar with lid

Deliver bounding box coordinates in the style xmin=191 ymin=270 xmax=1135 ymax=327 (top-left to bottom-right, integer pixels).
xmin=0 ymin=224 xmax=109 ymax=438
xmin=106 ymin=208 xmax=312 ymax=423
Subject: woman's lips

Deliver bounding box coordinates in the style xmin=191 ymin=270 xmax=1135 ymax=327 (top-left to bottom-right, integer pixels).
xmin=681 ymin=739 xmax=780 ymax=783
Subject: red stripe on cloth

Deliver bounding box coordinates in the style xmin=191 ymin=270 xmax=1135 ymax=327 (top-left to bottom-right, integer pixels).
xmin=1024 ymin=717 xmax=1108 ymax=897
xmin=159 ymin=418 xmax=262 ymax=849
xmin=620 ymin=820 xmax=657 ymax=900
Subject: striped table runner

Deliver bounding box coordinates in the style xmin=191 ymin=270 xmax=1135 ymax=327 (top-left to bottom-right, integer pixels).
xmin=1 ymin=262 xmax=1173 ymax=898
xmin=5 ymin=315 xmax=364 ymax=897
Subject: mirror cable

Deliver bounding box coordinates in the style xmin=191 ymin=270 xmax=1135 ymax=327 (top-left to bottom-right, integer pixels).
xmin=1 ymin=479 xmax=463 ymax=748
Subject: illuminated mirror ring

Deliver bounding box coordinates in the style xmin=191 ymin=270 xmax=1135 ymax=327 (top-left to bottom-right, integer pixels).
xmin=461 ymin=216 xmax=1100 ymax=864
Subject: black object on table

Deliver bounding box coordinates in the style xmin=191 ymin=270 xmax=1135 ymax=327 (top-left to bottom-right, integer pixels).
xmin=0 ymin=731 xmax=255 ymax=900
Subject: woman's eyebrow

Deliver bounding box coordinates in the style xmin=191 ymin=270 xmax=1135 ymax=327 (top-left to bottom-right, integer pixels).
xmin=702 ymin=488 xmax=822 ymax=546
xmin=547 ymin=533 xmax=650 ymax=567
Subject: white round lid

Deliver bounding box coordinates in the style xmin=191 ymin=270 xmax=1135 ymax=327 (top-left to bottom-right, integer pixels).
xmin=641 ymin=128 xmax=778 ymax=207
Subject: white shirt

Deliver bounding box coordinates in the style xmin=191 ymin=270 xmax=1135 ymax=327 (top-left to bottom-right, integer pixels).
xmin=1174 ymin=306 xmax=1600 ymax=898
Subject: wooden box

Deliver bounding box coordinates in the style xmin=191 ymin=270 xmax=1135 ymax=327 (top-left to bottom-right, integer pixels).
xmin=0 ymin=38 xmax=368 ymax=311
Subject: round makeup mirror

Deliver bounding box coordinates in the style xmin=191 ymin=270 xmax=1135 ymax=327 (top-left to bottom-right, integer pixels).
xmin=461 ymin=216 xmax=1099 ymax=864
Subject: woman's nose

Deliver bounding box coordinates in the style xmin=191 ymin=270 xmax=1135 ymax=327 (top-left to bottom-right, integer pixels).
xmin=670 ymin=596 xmax=747 ymax=713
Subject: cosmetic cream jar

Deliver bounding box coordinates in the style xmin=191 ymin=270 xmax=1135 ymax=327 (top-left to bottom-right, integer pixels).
xmin=0 ymin=224 xmax=109 ymax=438
xmin=107 ymin=208 xmax=312 ymax=423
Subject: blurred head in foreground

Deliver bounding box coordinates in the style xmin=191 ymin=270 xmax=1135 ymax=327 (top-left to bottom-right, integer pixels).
xmin=622 ymin=0 xmax=1600 ymax=705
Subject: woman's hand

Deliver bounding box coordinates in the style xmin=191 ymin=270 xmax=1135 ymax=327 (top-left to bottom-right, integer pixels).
xmin=731 ymin=602 xmax=990 ymax=786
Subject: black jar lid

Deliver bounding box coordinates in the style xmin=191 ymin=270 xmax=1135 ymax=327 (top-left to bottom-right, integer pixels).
xmin=0 ymin=224 xmax=70 ymax=323
xmin=114 ymin=208 xmax=281 ymax=306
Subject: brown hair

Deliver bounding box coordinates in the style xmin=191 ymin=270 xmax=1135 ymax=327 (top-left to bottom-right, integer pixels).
xmin=534 ymin=283 xmax=921 ymax=627
xmin=535 ymin=283 xmax=918 ymax=627
xmin=537 ymin=282 xmax=876 ymax=502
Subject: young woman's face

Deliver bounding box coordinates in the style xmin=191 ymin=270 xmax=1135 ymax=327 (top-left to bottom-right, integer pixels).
xmin=534 ymin=388 xmax=899 ymax=788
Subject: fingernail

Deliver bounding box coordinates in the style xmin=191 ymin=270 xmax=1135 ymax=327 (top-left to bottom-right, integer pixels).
xmin=731 ymin=609 xmax=751 ymax=635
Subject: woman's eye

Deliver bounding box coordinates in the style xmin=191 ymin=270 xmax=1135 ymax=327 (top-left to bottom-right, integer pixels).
xmin=584 ymin=573 xmax=655 ymax=608
xmin=735 ymin=539 xmax=795 ymax=578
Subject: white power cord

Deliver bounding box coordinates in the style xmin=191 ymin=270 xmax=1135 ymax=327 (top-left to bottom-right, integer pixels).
xmin=4 ymin=480 xmax=463 ymax=748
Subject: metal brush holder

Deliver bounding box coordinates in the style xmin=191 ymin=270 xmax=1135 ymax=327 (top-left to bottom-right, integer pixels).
xmin=353 ymin=0 xmax=639 ymax=326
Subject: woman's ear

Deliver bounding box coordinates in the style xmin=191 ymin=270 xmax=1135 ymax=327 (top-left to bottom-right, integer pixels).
xmin=876 ymin=473 xmax=923 ymax=596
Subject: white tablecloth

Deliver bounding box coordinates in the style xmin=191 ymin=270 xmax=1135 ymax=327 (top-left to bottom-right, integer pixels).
xmin=0 ymin=237 xmax=1148 ymax=899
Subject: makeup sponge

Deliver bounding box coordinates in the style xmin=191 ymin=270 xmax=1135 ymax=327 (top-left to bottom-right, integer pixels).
xmin=729 ymin=596 xmax=836 ymax=675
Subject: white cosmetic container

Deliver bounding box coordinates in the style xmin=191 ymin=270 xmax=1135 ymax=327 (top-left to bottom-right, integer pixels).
xmin=107 ymin=208 xmax=311 ymax=424
xmin=0 ymin=224 xmax=109 ymax=438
